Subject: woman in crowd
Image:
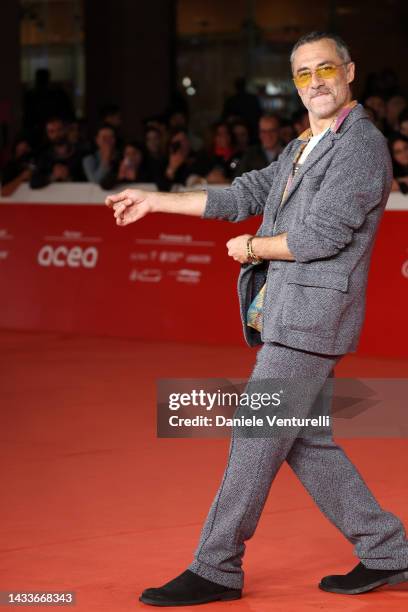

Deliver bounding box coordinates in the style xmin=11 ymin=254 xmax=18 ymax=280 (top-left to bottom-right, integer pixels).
xmin=203 ymin=121 xmax=241 ymax=183
xmin=389 ymin=134 xmax=408 ymax=194
xmin=82 ymin=124 xmax=119 ymax=187
xmin=101 ymin=141 xmax=150 ymax=190
xmin=143 ymin=126 xmax=169 ymax=191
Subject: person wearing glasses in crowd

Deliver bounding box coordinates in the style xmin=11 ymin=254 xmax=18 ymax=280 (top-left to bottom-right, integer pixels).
xmin=106 ymin=31 xmax=408 ymax=606
xmin=233 ymin=113 xmax=283 ymax=177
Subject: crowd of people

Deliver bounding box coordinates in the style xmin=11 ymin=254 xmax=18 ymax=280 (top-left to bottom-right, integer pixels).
xmin=2 ymin=71 xmax=408 ymax=197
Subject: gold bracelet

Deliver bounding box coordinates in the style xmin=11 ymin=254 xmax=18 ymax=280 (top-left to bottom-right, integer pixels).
xmin=246 ymin=236 xmax=263 ymax=264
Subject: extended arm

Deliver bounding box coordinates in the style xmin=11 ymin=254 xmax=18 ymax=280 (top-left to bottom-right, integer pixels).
xmin=203 ymin=159 xmax=280 ymax=222
xmin=150 ymin=190 xmax=208 ymax=217
xmin=105 ymin=189 xmax=208 ymax=225
xmin=105 ymin=153 xmax=285 ymax=226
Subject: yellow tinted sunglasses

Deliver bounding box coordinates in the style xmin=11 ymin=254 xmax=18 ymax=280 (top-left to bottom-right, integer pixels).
xmin=293 ymin=63 xmax=349 ymax=88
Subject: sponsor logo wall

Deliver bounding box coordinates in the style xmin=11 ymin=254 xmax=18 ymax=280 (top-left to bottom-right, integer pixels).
xmin=0 ymin=200 xmax=407 ymax=356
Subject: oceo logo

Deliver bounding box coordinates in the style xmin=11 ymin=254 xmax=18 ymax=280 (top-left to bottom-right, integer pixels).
xmin=402 ymin=260 xmax=408 ymax=279
xmin=38 ymin=245 xmax=98 ymax=268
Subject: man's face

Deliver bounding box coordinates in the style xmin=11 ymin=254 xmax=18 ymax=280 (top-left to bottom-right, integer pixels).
xmin=259 ymin=117 xmax=280 ymax=150
xmin=96 ymin=127 xmax=116 ymax=149
xmin=46 ymin=120 xmax=66 ymax=144
xmin=145 ymin=130 xmax=162 ymax=155
xmin=292 ymin=39 xmax=355 ymax=120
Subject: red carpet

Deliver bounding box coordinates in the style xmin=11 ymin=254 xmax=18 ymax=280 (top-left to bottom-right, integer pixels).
xmin=1 ymin=330 xmax=407 ymax=610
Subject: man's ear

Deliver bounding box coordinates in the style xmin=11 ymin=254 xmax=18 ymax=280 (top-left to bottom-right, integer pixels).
xmin=347 ymin=62 xmax=355 ymax=85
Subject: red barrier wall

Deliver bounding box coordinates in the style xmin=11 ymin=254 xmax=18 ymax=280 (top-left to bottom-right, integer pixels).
xmin=0 ymin=203 xmax=407 ymax=356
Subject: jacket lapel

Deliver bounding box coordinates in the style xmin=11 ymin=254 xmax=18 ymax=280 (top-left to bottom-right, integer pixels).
xmin=282 ymin=134 xmax=335 ymax=204
xmin=281 ymin=100 xmax=361 ymax=205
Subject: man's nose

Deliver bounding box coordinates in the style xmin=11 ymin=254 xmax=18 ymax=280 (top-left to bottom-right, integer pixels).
xmin=310 ymin=71 xmax=325 ymax=88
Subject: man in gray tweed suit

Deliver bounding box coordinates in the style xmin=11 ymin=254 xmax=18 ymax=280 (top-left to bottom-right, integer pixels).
xmin=106 ymin=32 xmax=408 ymax=606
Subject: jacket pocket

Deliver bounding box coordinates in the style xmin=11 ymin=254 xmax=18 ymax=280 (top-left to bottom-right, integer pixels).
xmin=281 ymin=267 xmax=349 ymax=337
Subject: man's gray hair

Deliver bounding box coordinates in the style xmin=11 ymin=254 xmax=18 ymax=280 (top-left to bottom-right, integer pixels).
xmin=290 ymin=31 xmax=352 ymax=66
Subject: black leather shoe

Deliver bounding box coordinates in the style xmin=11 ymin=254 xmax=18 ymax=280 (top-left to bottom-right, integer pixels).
xmin=139 ymin=569 xmax=242 ymax=606
xmin=319 ymin=561 xmax=408 ymax=594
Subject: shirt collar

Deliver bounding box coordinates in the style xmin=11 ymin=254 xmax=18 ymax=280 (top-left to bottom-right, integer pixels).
xmin=298 ymin=99 xmax=358 ymax=142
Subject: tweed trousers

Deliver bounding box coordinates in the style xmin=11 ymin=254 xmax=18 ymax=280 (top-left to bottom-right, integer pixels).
xmin=188 ymin=342 xmax=408 ymax=589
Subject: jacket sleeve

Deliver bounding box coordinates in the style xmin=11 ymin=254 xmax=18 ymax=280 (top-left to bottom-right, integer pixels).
xmin=202 ymin=156 xmax=282 ymax=223
xmin=286 ymin=130 xmax=392 ymax=262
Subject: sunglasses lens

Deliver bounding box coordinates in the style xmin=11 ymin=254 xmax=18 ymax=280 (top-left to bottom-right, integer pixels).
xmin=316 ymin=65 xmax=337 ymax=79
xmin=294 ymin=73 xmax=311 ymax=87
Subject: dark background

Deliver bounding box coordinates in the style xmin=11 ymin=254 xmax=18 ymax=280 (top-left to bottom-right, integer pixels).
xmin=2 ymin=0 xmax=408 ymax=152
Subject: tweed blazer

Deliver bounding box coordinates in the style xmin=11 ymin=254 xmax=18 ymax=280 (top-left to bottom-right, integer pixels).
xmin=202 ymin=104 xmax=392 ymax=355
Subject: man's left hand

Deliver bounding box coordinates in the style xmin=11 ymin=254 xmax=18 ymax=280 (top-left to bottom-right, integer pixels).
xmin=226 ymin=234 xmax=252 ymax=263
